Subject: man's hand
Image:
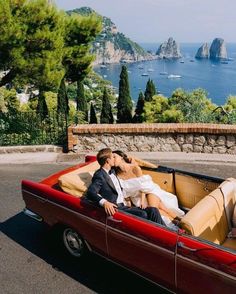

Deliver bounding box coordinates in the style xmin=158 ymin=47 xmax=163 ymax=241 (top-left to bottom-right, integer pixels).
xmin=103 ymin=201 xmax=118 ymax=216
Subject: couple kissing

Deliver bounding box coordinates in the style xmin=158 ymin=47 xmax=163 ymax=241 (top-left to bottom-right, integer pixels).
xmin=87 ymin=148 xmax=185 ymax=228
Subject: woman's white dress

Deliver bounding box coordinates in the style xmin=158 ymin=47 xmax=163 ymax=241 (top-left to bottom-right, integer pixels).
xmin=120 ymin=175 xmax=185 ymax=228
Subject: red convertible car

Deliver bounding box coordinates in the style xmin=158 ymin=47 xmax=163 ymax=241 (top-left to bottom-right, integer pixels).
xmin=22 ymin=155 xmax=236 ymax=293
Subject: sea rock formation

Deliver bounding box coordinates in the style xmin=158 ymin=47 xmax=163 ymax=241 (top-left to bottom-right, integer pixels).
xmin=69 ymin=7 xmax=156 ymax=65
xmin=156 ymin=37 xmax=182 ymax=59
xmin=195 ymin=43 xmax=209 ymax=59
xmin=209 ymin=38 xmax=228 ymax=60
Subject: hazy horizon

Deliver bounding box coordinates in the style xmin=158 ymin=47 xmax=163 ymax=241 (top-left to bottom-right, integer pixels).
xmin=54 ymin=0 xmax=236 ymax=44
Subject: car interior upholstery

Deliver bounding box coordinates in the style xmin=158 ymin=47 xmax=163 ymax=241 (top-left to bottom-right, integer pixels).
xmin=180 ymin=178 xmax=236 ymax=250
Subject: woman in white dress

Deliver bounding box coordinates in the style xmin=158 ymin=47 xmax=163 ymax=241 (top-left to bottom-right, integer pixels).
xmin=113 ymin=151 xmax=185 ymax=228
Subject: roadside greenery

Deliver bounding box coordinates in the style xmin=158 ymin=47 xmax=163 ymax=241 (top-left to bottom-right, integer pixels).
xmin=143 ymin=88 xmax=236 ymax=124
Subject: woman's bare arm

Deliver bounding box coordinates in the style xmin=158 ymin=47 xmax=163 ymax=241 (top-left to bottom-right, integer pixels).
xmin=132 ymin=165 xmax=142 ymax=177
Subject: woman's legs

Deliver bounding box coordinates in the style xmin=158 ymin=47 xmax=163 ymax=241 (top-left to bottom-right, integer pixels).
xmin=146 ymin=193 xmax=178 ymax=220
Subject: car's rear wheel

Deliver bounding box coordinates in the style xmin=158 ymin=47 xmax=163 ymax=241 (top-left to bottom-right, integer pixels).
xmin=62 ymin=228 xmax=86 ymax=258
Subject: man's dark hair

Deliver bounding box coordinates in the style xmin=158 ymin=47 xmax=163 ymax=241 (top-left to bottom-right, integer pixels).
xmin=97 ymin=148 xmax=112 ymax=166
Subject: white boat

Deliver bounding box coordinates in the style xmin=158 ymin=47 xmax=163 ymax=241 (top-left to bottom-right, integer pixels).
xmin=167 ymin=74 xmax=182 ymax=79
xmin=160 ymin=71 xmax=168 ymax=75
xmin=147 ymin=68 xmax=154 ymax=72
xmin=160 ymin=61 xmax=168 ymax=75
xmin=138 ymin=65 xmax=144 ymax=69
xmin=100 ymin=64 xmax=107 ymax=68
xmin=141 ymin=73 xmax=149 ymax=76
xmin=180 ymin=60 xmax=184 ymax=63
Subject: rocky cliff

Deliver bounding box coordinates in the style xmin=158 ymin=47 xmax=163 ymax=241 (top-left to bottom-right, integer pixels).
xmin=156 ymin=37 xmax=182 ymax=59
xmin=195 ymin=38 xmax=228 ymax=60
xmin=209 ymin=38 xmax=228 ymax=60
xmin=195 ymin=43 xmax=209 ymax=59
xmin=69 ymin=7 xmax=156 ymax=65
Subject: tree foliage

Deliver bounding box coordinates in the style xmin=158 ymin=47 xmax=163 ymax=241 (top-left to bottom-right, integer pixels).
xmin=57 ymin=78 xmax=69 ymax=116
xmin=144 ymin=88 xmax=217 ymax=123
xmin=89 ymin=102 xmax=98 ymax=124
xmin=117 ymin=65 xmax=133 ymax=123
xmin=77 ymin=80 xmax=88 ymax=121
xmin=63 ymin=12 xmax=102 ymax=83
xmin=0 ymin=0 xmax=65 ymax=89
xmin=100 ymin=88 xmax=114 ymax=123
xmin=144 ymin=79 xmax=156 ymax=102
xmin=133 ymin=91 xmax=145 ymax=123
xmin=0 ymin=1 xmax=102 ymax=120
xmin=144 ymin=94 xmax=169 ymax=122
xmin=0 ymin=88 xmax=19 ymax=113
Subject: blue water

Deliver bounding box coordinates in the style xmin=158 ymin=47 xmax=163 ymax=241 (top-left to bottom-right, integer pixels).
xmin=94 ymin=43 xmax=236 ymax=106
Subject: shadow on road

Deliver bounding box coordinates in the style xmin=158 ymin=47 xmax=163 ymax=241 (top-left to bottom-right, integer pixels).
xmin=0 ymin=212 xmax=169 ymax=294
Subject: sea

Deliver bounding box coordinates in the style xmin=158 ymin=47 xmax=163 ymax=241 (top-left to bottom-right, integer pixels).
xmin=94 ymin=43 xmax=236 ymax=106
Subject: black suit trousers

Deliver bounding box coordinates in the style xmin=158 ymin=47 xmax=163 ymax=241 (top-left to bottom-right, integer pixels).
xmin=118 ymin=205 xmax=166 ymax=226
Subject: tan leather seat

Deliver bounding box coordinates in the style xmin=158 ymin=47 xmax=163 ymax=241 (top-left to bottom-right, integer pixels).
xmin=218 ymin=178 xmax=236 ymax=229
xmin=180 ymin=195 xmax=226 ymax=245
xmin=180 ymin=182 xmax=236 ymax=251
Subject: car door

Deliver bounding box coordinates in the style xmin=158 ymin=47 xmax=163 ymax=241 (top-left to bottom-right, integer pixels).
xmin=176 ymin=234 xmax=236 ymax=294
xmin=106 ymin=211 xmax=178 ymax=292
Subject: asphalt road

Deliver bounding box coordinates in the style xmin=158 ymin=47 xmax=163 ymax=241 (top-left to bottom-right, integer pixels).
xmin=1 ymin=161 xmax=236 ymax=294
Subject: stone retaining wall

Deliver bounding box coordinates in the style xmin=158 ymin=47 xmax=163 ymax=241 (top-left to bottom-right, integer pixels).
xmin=0 ymin=145 xmax=63 ymax=154
xmin=68 ymin=123 xmax=236 ymax=154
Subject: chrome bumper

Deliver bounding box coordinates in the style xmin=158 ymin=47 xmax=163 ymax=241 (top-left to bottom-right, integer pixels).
xmin=23 ymin=208 xmax=43 ymax=222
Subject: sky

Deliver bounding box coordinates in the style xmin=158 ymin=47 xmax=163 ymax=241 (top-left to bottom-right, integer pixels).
xmin=54 ymin=0 xmax=236 ymax=43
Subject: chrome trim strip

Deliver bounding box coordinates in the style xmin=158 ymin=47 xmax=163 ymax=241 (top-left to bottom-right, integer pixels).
xmin=177 ymin=254 xmax=236 ymax=280
xmin=23 ymin=208 xmax=43 ymax=222
xmin=106 ymin=224 xmax=176 ymax=255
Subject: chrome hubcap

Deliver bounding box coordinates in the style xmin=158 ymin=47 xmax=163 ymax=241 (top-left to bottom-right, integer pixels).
xmin=63 ymin=228 xmax=84 ymax=257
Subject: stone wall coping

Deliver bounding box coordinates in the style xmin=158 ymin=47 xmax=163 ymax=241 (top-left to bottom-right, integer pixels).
xmin=69 ymin=123 xmax=236 ymax=134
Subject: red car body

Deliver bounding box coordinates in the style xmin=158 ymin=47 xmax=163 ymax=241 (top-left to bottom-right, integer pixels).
xmin=21 ymin=156 xmax=236 ymax=293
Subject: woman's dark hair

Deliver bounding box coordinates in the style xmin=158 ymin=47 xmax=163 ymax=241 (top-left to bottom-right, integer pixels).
xmin=113 ymin=150 xmax=131 ymax=163
xmin=112 ymin=150 xmax=131 ymax=174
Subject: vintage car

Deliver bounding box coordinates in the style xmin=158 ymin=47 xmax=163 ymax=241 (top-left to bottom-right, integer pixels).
xmin=21 ymin=155 xmax=236 ymax=293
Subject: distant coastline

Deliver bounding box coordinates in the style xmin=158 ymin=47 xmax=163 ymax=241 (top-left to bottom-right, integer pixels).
xmin=94 ymin=43 xmax=236 ymax=105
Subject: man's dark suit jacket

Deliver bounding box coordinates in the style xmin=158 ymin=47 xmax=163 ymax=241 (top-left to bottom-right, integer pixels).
xmin=87 ymin=168 xmax=119 ymax=205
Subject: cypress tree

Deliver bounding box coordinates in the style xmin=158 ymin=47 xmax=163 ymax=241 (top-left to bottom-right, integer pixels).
xmin=133 ymin=91 xmax=145 ymax=123
xmin=36 ymin=90 xmax=48 ymax=119
xmin=100 ymin=88 xmax=114 ymax=124
xmin=89 ymin=103 xmax=97 ymax=124
xmin=77 ymin=80 xmax=88 ymax=121
xmin=109 ymin=107 xmax=114 ymax=124
xmin=57 ymin=78 xmax=69 ymax=116
xmin=144 ymin=79 xmax=156 ymax=102
xmin=117 ymin=65 xmax=133 ymax=123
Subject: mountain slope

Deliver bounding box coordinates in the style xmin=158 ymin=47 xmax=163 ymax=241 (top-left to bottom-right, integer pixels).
xmin=68 ymin=7 xmax=156 ymax=65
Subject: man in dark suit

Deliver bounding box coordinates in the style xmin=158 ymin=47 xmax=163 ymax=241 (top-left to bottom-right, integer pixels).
xmin=87 ymin=148 xmax=165 ymax=224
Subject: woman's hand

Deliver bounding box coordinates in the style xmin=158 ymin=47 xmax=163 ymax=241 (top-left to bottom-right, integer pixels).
xmin=139 ymin=192 xmax=147 ymax=209
xmin=140 ymin=199 xmax=147 ymax=209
